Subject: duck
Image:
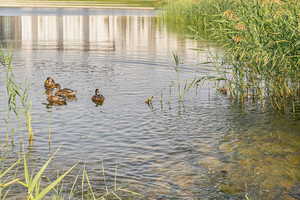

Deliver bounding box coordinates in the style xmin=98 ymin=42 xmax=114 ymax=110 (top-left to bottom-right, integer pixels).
xmin=145 ymin=96 xmax=154 ymax=105
xmin=47 ymin=93 xmax=67 ymax=105
xmin=54 ymin=83 xmax=76 ymax=99
xmin=91 ymin=89 xmax=105 ymax=105
xmin=44 ymin=77 xmax=56 ymax=90
xmin=217 ymin=87 xmax=228 ymax=95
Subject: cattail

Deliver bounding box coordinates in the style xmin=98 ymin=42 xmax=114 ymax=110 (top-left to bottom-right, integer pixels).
xmin=223 ymin=10 xmax=238 ymax=20
xmin=235 ymin=23 xmax=246 ymax=31
xmin=232 ymin=36 xmax=242 ymax=43
xmin=260 ymin=0 xmax=283 ymax=5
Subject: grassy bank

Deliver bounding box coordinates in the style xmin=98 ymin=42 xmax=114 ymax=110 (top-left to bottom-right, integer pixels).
xmin=164 ymin=0 xmax=300 ymax=113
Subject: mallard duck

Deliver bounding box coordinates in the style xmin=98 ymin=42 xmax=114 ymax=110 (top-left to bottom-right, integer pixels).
xmin=217 ymin=87 xmax=228 ymax=95
xmin=47 ymin=93 xmax=67 ymax=105
xmin=145 ymin=96 xmax=154 ymax=105
xmin=54 ymin=83 xmax=76 ymax=98
xmin=44 ymin=77 xmax=56 ymax=90
xmin=91 ymin=89 xmax=105 ymax=105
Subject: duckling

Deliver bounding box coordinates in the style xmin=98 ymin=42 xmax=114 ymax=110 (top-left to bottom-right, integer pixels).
xmin=44 ymin=77 xmax=56 ymax=90
xmin=54 ymin=83 xmax=76 ymax=99
xmin=47 ymin=93 xmax=67 ymax=105
xmin=145 ymin=96 xmax=154 ymax=105
xmin=217 ymin=87 xmax=228 ymax=95
xmin=91 ymin=89 xmax=105 ymax=105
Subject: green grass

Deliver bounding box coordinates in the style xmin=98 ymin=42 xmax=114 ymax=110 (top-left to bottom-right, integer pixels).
xmin=163 ymin=0 xmax=300 ymax=113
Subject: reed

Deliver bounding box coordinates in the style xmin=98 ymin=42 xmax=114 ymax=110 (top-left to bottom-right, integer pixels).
xmin=20 ymin=85 xmax=34 ymax=144
xmin=0 ymin=51 xmax=20 ymax=116
xmin=0 ymin=151 xmax=141 ymax=200
xmin=0 ymin=160 xmax=19 ymax=197
xmin=17 ymin=150 xmax=77 ymax=200
xmin=164 ymin=0 xmax=300 ymax=113
xmin=0 ymin=50 xmax=34 ymax=143
xmin=172 ymin=52 xmax=198 ymax=101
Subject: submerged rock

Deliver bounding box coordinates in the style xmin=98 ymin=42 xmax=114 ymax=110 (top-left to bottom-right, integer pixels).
xmin=219 ymin=184 xmax=244 ymax=195
xmin=199 ymin=156 xmax=223 ymax=171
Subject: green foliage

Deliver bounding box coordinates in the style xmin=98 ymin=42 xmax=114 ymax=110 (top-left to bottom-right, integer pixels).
xmin=18 ymin=151 xmax=77 ymax=200
xmin=171 ymin=52 xmax=198 ymax=101
xmin=0 ymin=50 xmax=34 ymax=143
xmin=0 ymin=161 xmax=19 ymax=188
xmin=0 ymin=152 xmax=140 ymax=200
xmin=0 ymin=51 xmax=21 ymax=115
xmin=164 ymin=0 xmax=300 ymax=113
xmin=0 ymin=159 xmax=20 ymax=199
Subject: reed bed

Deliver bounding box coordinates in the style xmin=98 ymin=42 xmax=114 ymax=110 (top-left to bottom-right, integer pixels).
xmin=164 ymin=0 xmax=300 ymax=113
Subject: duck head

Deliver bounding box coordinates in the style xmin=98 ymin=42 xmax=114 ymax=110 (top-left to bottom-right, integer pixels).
xmin=46 ymin=77 xmax=55 ymax=83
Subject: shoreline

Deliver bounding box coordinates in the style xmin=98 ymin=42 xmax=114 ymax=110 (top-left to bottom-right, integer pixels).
xmin=0 ymin=2 xmax=156 ymax=10
xmin=0 ymin=5 xmax=155 ymax=10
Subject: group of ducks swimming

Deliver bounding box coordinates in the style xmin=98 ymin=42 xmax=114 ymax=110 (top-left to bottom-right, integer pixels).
xmin=44 ymin=77 xmax=105 ymax=106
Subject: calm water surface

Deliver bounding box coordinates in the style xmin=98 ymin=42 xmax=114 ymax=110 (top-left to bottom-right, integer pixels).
xmin=0 ymin=8 xmax=300 ymax=200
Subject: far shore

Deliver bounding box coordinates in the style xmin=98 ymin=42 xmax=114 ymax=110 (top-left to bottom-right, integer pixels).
xmin=0 ymin=5 xmax=155 ymax=10
xmin=0 ymin=1 xmax=156 ymax=10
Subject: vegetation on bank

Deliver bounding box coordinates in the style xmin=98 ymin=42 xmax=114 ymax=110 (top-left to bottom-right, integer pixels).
xmin=164 ymin=0 xmax=300 ymax=113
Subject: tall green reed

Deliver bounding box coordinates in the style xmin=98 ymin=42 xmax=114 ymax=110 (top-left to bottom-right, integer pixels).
xmin=0 ymin=51 xmax=20 ymax=116
xmin=0 ymin=50 xmax=34 ymax=143
xmin=164 ymin=0 xmax=300 ymax=113
xmin=0 ymin=149 xmax=140 ymax=200
xmin=0 ymin=160 xmax=19 ymax=190
xmin=172 ymin=51 xmax=198 ymax=102
xmin=18 ymin=151 xmax=77 ymax=200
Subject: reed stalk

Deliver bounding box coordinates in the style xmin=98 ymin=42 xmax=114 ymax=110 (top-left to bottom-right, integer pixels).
xmin=0 ymin=50 xmax=34 ymax=143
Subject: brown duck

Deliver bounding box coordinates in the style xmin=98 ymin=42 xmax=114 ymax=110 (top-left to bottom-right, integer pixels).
xmin=55 ymin=83 xmax=76 ymax=99
xmin=47 ymin=93 xmax=67 ymax=105
xmin=91 ymin=89 xmax=105 ymax=105
xmin=44 ymin=77 xmax=56 ymax=90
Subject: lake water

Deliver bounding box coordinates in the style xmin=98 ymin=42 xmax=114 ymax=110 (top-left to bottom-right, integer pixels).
xmin=0 ymin=7 xmax=299 ymax=200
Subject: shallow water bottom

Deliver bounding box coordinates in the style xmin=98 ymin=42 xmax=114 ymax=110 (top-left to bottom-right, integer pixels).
xmin=0 ymin=8 xmax=300 ymax=200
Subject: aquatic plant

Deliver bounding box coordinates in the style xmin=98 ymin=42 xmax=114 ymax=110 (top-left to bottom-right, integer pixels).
xmin=164 ymin=0 xmax=300 ymax=113
xmin=0 ymin=160 xmax=19 ymax=199
xmin=0 ymin=51 xmax=20 ymax=115
xmin=0 ymin=148 xmax=141 ymax=200
xmin=18 ymin=151 xmax=77 ymax=200
xmin=20 ymin=85 xmax=34 ymax=144
xmin=171 ymin=52 xmax=199 ymax=102
xmin=74 ymin=162 xmax=142 ymax=200
xmin=0 ymin=50 xmax=34 ymax=144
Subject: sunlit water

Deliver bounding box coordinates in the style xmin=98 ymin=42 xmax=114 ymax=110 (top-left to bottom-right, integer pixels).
xmin=0 ymin=8 xmax=300 ymax=200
